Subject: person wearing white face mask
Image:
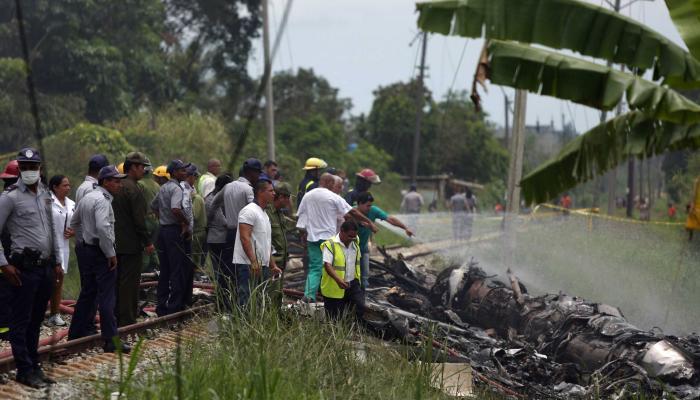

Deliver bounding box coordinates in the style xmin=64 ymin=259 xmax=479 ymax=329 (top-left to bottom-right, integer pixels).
xmin=0 ymin=147 xmax=63 ymax=388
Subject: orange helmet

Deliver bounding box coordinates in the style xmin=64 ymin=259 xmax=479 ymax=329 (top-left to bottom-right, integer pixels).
xmin=356 ymin=168 xmax=380 ymax=184
xmin=0 ymin=160 xmax=19 ymax=179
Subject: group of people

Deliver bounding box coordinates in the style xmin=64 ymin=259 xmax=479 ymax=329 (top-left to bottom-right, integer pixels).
xmin=0 ymin=148 xmax=415 ymax=389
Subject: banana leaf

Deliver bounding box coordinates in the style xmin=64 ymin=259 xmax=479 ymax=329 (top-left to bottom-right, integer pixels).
xmin=486 ymin=40 xmax=700 ymax=125
xmin=665 ymin=0 xmax=700 ymax=60
xmin=520 ymin=111 xmax=700 ymax=203
xmin=664 ymin=0 xmax=700 ymax=88
xmin=416 ymin=0 xmax=700 ymax=85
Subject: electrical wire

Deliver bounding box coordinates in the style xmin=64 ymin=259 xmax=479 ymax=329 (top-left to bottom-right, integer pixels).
xmin=448 ymin=40 xmax=469 ymax=94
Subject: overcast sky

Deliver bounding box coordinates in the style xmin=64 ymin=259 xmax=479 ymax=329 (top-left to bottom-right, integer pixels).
xmin=249 ymin=0 xmax=686 ymax=134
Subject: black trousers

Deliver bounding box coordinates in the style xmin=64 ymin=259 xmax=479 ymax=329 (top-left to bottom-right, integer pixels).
xmin=0 ymin=263 xmax=53 ymax=377
xmin=324 ymin=280 xmax=365 ymax=321
xmin=68 ymin=245 xmax=118 ymax=341
xmin=156 ymin=226 xmax=190 ymax=316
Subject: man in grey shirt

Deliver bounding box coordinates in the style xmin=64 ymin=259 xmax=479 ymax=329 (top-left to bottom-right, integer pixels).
xmin=0 ymin=148 xmax=62 ymax=388
xmin=208 ymin=158 xmax=261 ymax=298
xmin=151 ymin=159 xmax=191 ymax=316
xmin=68 ymin=165 xmax=130 ymax=354
xmin=75 ymin=154 xmax=109 ymax=204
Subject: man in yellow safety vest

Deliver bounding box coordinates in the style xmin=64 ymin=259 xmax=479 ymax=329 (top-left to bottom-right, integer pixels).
xmin=320 ymin=220 xmax=364 ymax=320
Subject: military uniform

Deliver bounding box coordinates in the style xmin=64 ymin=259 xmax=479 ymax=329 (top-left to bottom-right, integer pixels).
xmin=0 ymin=148 xmax=60 ymax=387
xmin=68 ymin=181 xmax=121 ymax=345
xmin=139 ymin=176 xmax=161 ymax=272
xmin=112 ymin=153 xmax=152 ymax=326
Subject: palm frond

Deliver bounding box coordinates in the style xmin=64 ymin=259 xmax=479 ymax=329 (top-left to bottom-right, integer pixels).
xmin=520 ymin=111 xmax=700 ymax=203
xmin=486 ymin=40 xmax=700 ymax=124
xmin=416 ymin=0 xmax=700 ymax=85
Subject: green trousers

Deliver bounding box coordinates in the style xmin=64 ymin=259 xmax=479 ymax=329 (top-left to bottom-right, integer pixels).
xmin=303 ymin=240 xmax=324 ymax=301
xmin=116 ymin=253 xmax=143 ymax=326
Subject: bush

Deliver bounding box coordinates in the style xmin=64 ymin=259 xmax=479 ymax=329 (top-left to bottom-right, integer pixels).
xmin=113 ymin=105 xmax=231 ymax=171
xmin=42 ymin=122 xmax=132 ymax=193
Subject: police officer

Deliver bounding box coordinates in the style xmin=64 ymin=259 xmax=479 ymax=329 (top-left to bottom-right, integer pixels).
xmin=0 ymin=148 xmax=62 ymax=388
xmin=75 ymin=154 xmax=109 ymax=204
xmin=151 ymin=159 xmax=191 ymax=316
xmin=68 ymin=165 xmax=131 ymax=354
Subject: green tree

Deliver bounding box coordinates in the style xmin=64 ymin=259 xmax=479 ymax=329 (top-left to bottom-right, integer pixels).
xmin=272 ymin=68 xmax=352 ymax=125
xmin=0 ymin=58 xmax=84 ymax=154
xmin=427 ymin=91 xmax=507 ymax=183
xmin=164 ymin=0 xmax=262 ymax=115
xmin=366 ymin=80 xmax=431 ymax=175
xmin=1 ymin=0 xmax=172 ymax=122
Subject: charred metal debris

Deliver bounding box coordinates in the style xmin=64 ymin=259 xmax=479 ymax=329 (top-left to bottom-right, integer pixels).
xmin=303 ymin=251 xmax=700 ymax=399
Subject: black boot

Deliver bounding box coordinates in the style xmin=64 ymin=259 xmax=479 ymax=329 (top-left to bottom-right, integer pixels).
xmin=103 ymin=340 xmax=131 ymax=354
xmin=16 ymin=370 xmax=47 ymax=389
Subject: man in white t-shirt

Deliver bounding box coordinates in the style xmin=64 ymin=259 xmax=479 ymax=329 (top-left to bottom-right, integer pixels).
xmin=296 ymin=173 xmax=375 ymax=301
xmin=232 ymin=177 xmax=282 ymax=308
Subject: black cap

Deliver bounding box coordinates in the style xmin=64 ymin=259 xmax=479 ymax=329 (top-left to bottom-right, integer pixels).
xmin=258 ymin=173 xmax=273 ymax=184
xmin=186 ymin=164 xmax=200 ymax=177
xmin=242 ymin=158 xmax=263 ymax=172
xmin=17 ymin=147 xmax=41 ymax=163
xmin=98 ymin=165 xmax=127 ymax=180
xmin=167 ymin=159 xmax=191 ymax=173
xmin=89 ymin=154 xmax=109 ymax=171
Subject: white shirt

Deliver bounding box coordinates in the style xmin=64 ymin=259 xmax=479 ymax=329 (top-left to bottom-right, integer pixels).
xmin=51 ymin=193 xmax=75 ymax=273
xmin=322 ymin=235 xmax=358 ymax=282
xmin=296 ymin=188 xmax=352 ymax=242
xmin=233 ymin=202 xmax=273 ymax=266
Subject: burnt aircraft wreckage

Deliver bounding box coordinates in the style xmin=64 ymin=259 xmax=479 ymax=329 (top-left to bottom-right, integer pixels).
xmin=287 ymin=250 xmax=700 ymax=398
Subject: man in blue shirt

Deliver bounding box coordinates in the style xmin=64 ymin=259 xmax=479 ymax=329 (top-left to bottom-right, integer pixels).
xmin=355 ymin=192 xmax=413 ymax=289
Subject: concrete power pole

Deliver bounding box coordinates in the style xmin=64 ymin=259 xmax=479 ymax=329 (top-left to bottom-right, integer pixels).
xmin=504 ymin=95 xmax=510 ymax=147
xmin=262 ymin=0 xmax=275 ymax=161
xmin=506 ymin=89 xmax=527 ymax=216
xmin=411 ymin=32 xmax=428 ymax=185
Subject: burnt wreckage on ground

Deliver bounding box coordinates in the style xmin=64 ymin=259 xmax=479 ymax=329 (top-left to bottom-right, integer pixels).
xmin=289 ymin=250 xmax=700 ymax=398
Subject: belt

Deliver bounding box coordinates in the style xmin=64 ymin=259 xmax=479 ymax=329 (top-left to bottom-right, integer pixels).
xmin=10 ymin=253 xmax=52 ymax=269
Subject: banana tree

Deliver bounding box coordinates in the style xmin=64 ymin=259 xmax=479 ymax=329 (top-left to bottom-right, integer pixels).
xmin=416 ymin=0 xmax=700 ymax=203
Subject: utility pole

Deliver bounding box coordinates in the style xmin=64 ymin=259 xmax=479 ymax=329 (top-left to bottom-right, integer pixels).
xmin=504 ymin=95 xmax=510 ymax=146
xmin=505 ymin=89 xmax=527 ymax=216
xmin=262 ymin=0 xmax=275 ymax=161
xmin=411 ymin=32 xmax=428 ymax=185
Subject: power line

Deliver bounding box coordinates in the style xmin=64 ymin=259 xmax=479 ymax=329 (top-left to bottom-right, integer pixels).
xmin=448 ymin=40 xmax=469 ymax=94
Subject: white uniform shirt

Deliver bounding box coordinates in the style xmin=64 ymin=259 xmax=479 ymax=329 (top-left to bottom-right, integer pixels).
xmin=51 ymin=193 xmax=75 ymax=273
xmin=322 ymin=234 xmax=358 ymax=282
xmin=296 ymin=188 xmax=352 ymax=242
xmin=75 ymin=176 xmax=97 ymax=204
xmin=232 ymin=202 xmax=272 ymax=266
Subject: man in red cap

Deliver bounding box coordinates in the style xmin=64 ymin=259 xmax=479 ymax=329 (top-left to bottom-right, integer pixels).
xmin=345 ymin=168 xmax=381 ymax=206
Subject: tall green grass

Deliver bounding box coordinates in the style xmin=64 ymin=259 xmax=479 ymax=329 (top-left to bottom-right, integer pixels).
xmin=101 ymin=299 xmax=454 ymax=400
